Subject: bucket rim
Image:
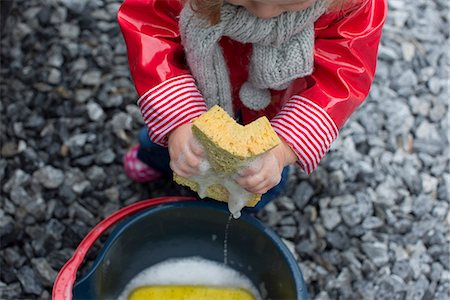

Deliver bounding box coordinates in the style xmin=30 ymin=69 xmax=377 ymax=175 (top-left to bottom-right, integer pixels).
xmin=52 ymin=196 xmax=196 ymax=300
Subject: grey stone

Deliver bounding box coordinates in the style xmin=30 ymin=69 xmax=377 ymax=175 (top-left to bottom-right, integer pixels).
xmin=101 ymin=202 xmax=120 ymax=218
xmin=70 ymin=203 xmax=95 ymax=225
xmin=72 ymin=180 xmax=91 ymax=194
xmin=412 ymin=194 xmax=433 ymax=217
xmin=378 ymin=45 xmax=399 ymax=61
xmin=1 ymin=142 xmax=18 ymax=157
xmin=392 ymin=260 xmax=413 ymax=281
xmin=395 ymin=69 xmax=418 ymax=89
xmin=326 ymin=267 xmax=351 ymax=290
xmin=59 ymin=23 xmax=80 ymax=39
xmin=433 ymin=282 xmax=449 ymax=300
xmin=126 ymin=104 xmax=145 ymax=125
xmin=31 ymin=258 xmax=58 ymax=287
xmin=276 ymin=196 xmax=296 ymax=211
xmin=421 ymin=174 xmax=439 ymax=194
xmin=111 ymin=112 xmax=133 ymax=132
xmin=320 ymin=208 xmax=341 ymax=230
xmin=427 ymin=77 xmax=442 ymax=94
xmin=61 ymin=0 xmax=88 ymax=14
xmin=0 ymin=282 xmax=22 ymax=299
xmin=3 ymin=247 xmax=26 ymax=268
xmin=95 ymin=149 xmax=116 ymax=165
xmin=50 ymin=6 xmax=67 ymax=24
xmin=24 ymin=196 xmax=47 ymax=222
xmin=330 ymin=194 xmax=355 ymax=207
xmin=15 ymin=266 xmax=43 ymax=295
xmin=279 ymin=216 xmax=296 ymax=226
xmin=326 ymin=230 xmax=350 ymax=250
xmin=66 ymin=133 xmax=89 ymax=149
xmin=292 ymin=181 xmax=314 ymax=208
xmin=87 ymin=101 xmax=105 ymax=121
xmin=429 ymin=103 xmax=447 ymax=122
xmin=401 ymin=41 xmax=416 ymax=61
xmin=341 ymin=196 xmax=373 ymax=227
xmin=81 ymin=70 xmax=102 ymax=86
xmin=315 ymin=291 xmax=331 ymax=300
xmin=48 ymin=68 xmax=61 ymax=85
xmin=376 ymin=275 xmax=406 ymax=299
xmin=101 ymin=94 xmax=123 ymax=108
xmin=416 ymin=120 xmax=441 ymax=142
xmin=430 ymin=262 xmax=444 ymax=283
xmin=33 ymin=166 xmax=65 ymax=189
xmin=48 ymin=52 xmax=64 ymax=68
xmin=409 ymin=241 xmax=432 ymax=279
xmin=406 ymin=275 xmax=430 ymax=300
xmin=86 ymin=166 xmax=107 ymax=185
xmin=361 ymin=242 xmax=389 ymax=267
xmin=409 ymin=96 xmax=430 ymax=116
xmin=10 ymin=187 xmax=32 ymax=207
xmin=46 ymin=219 xmax=66 ymax=242
xmin=75 ymin=89 xmax=93 ymax=103
xmin=362 ymin=216 xmax=384 ymax=230
xmin=432 ymin=201 xmax=448 ymax=219
xmin=277 ymin=226 xmax=296 ymax=239
xmin=58 ymin=184 xmax=77 ymax=205
xmin=3 ymin=169 xmax=30 ymax=193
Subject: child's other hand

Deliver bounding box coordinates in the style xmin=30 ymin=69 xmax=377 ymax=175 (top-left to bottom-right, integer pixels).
xmin=168 ymin=123 xmax=205 ymax=177
xmin=234 ymin=141 xmax=296 ymax=194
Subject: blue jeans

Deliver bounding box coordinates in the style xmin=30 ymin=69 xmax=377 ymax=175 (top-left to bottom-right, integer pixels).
xmin=137 ymin=127 xmax=289 ymax=212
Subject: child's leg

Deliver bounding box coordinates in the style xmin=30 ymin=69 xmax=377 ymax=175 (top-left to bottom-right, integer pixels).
xmin=136 ymin=127 xmax=172 ymax=176
xmin=243 ymin=166 xmax=290 ymax=213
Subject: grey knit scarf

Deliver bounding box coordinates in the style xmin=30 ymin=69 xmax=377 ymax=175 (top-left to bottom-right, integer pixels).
xmin=179 ymin=2 xmax=328 ymax=115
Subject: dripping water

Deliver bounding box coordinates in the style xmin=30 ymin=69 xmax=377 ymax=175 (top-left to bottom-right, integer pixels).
xmin=223 ymin=214 xmax=233 ymax=265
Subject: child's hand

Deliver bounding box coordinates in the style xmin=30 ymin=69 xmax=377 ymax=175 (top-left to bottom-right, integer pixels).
xmin=234 ymin=141 xmax=296 ymax=194
xmin=168 ymin=123 xmax=205 ymax=177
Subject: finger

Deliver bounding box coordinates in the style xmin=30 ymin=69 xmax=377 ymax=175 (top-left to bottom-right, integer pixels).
xmin=246 ymin=177 xmax=275 ymax=194
xmin=237 ymin=162 xmax=263 ymax=177
xmin=234 ymin=173 xmax=265 ymax=190
xmin=170 ymin=160 xmax=188 ymax=177
xmin=171 ymin=161 xmax=197 ymax=177
xmin=170 ymin=152 xmax=199 ymax=177
xmin=190 ymin=139 xmax=205 ymax=157
xmin=183 ymin=148 xmax=202 ymax=171
xmin=251 ymin=178 xmax=279 ymax=194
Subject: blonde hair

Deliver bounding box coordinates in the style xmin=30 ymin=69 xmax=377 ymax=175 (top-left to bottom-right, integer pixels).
xmin=185 ymin=0 xmax=363 ymax=25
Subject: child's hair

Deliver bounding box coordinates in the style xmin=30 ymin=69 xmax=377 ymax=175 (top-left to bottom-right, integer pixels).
xmin=185 ymin=0 xmax=363 ymax=25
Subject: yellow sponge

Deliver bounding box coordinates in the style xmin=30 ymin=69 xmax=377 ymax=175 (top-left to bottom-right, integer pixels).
xmin=128 ymin=285 xmax=256 ymax=300
xmin=173 ymin=105 xmax=281 ymax=210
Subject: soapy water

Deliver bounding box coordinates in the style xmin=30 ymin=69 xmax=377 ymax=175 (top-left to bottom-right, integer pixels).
xmin=191 ymin=159 xmax=254 ymax=219
xmin=117 ymin=256 xmax=262 ymax=300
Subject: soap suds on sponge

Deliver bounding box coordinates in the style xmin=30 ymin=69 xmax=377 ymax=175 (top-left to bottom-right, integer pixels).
xmin=191 ymin=159 xmax=254 ymax=219
xmin=174 ymin=105 xmax=281 ymax=216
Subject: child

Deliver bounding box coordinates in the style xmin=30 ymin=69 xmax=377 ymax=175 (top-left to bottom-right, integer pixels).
xmin=118 ymin=0 xmax=387 ymax=211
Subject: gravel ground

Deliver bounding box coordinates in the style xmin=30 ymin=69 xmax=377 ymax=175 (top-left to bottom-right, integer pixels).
xmin=1 ymin=0 xmax=449 ymax=299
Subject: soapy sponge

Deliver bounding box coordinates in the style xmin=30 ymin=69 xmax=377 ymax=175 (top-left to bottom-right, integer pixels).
xmin=173 ymin=105 xmax=281 ymax=207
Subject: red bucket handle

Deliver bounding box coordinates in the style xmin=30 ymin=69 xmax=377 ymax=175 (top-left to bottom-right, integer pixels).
xmin=52 ymin=196 xmax=196 ymax=300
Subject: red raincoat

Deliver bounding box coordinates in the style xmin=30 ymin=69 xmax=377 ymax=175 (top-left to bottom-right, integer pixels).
xmin=117 ymin=0 xmax=387 ymax=174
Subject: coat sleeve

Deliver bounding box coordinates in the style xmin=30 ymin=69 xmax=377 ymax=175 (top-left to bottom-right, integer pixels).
xmin=117 ymin=0 xmax=207 ymax=146
xmin=270 ymin=0 xmax=387 ymax=174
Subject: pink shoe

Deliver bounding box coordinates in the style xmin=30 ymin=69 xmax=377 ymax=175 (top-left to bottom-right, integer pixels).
xmin=123 ymin=145 xmax=162 ymax=183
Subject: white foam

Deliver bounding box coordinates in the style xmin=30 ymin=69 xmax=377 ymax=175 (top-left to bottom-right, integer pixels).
xmin=190 ymin=158 xmax=253 ymax=218
xmin=117 ymin=256 xmax=261 ymax=300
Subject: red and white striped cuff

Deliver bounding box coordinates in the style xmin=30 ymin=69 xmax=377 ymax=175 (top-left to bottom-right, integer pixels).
xmin=270 ymin=96 xmax=339 ymax=174
xmin=137 ymin=74 xmax=207 ymax=146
